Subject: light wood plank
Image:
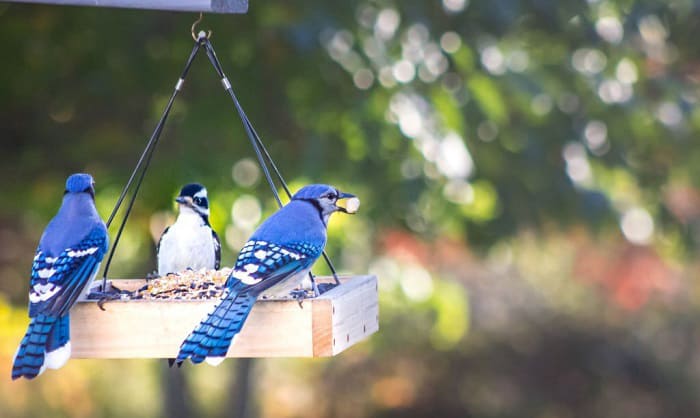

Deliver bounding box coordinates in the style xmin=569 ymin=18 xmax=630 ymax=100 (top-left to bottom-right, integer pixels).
xmin=70 ymin=275 xmax=377 ymax=358
xmin=323 ymin=275 xmax=379 ymax=355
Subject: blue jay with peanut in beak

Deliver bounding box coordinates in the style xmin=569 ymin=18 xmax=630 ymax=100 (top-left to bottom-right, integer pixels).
xmin=175 ymin=184 xmax=359 ymax=366
xmin=157 ymin=183 xmax=221 ymax=275
xmin=12 ymin=173 xmax=108 ymax=379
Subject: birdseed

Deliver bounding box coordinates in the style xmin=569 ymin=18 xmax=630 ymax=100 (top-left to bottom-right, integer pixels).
xmin=129 ymin=268 xmax=232 ymax=300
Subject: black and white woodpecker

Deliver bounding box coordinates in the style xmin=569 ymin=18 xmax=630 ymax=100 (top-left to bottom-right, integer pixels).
xmin=157 ymin=183 xmax=221 ymax=275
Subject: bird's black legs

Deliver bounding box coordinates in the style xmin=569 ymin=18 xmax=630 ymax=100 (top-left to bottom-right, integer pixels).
xmin=289 ymin=289 xmax=313 ymax=308
xmin=86 ymin=281 xmax=126 ymax=311
xmin=309 ymin=274 xmax=321 ymax=298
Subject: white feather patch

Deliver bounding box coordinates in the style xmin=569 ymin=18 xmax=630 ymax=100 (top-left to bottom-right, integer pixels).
xmin=45 ymin=342 xmax=71 ymax=370
xmin=231 ymin=270 xmax=261 ymax=285
xmin=244 ymin=263 xmax=259 ymax=273
xmin=38 ymin=362 xmax=47 ymax=377
xmin=203 ymin=335 xmax=237 ymax=366
xmin=254 ymin=250 xmax=268 ymax=260
xmin=45 ymin=257 xmax=58 ymax=264
xmin=34 ymin=283 xmax=54 ymax=293
xmin=37 ymin=268 xmax=56 ymax=279
xmin=279 ymin=248 xmax=301 ymax=260
xmin=67 ymin=247 xmax=98 ymax=258
xmin=205 ymin=356 xmax=225 ymax=366
xmin=12 ymin=343 xmax=20 ymax=364
xmin=29 ymin=284 xmax=60 ymax=303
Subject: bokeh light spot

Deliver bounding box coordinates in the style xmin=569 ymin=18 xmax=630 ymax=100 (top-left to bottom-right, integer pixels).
xmin=231 ymin=195 xmax=261 ymax=229
xmin=621 ymin=207 xmax=654 ymax=245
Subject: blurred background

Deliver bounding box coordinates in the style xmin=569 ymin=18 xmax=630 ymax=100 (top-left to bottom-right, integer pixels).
xmin=2 ymin=0 xmax=700 ymax=417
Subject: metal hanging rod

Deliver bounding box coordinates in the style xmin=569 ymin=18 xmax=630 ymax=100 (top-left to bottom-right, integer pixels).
xmin=4 ymin=0 xmax=248 ymax=14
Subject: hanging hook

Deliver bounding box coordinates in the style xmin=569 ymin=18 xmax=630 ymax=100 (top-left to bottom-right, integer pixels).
xmin=191 ymin=12 xmax=213 ymax=41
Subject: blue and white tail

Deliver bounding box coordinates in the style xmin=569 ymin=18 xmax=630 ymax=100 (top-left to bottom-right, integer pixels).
xmin=12 ymin=314 xmax=71 ymax=380
xmin=175 ymin=290 xmax=257 ymax=366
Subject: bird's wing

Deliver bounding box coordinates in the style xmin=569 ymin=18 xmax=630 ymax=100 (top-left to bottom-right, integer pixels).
xmin=28 ymin=227 xmax=108 ymax=318
xmin=212 ymin=229 xmax=221 ymax=270
xmin=155 ymin=226 xmax=170 ymax=258
xmin=176 ymin=239 xmax=320 ymax=365
xmin=224 ymin=240 xmax=322 ymax=293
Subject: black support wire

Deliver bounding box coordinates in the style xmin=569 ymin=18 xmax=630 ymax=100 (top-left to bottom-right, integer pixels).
xmin=100 ymin=41 xmax=202 ymax=290
xmin=201 ymin=36 xmax=342 ymax=286
xmin=100 ymin=31 xmax=342 ymax=290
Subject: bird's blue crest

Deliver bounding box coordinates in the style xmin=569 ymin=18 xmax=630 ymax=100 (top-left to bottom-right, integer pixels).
xmin=292 ymin=184 xmax=337 ymax=200
xmin=179 ymin=183 xmax=205 ymax=197
xmin=65 ymin=174 xmax=94 ymax=194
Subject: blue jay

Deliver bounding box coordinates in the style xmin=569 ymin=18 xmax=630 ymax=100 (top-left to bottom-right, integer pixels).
xmin=157 ymin=183 xmax=221 ymax=275
xmin=12 ymin=173 xmax=108 ymax=380
xmin=175 ymin=184 xmax=356 ymax=366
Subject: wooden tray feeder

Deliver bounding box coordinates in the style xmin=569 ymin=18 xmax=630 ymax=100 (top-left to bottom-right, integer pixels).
xmin=72 ymin=275 xmax=378 ymax=358
xmin=14 ymin=8 xmax=381 ymax=360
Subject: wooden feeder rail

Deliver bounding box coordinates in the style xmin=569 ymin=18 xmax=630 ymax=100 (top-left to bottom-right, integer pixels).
xmin=71 ymin=275 xmax=378 ymax=358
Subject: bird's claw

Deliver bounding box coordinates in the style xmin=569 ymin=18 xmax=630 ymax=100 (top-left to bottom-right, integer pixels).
xmin=88 ymin=284 xmax=125 ymax=311
xmin=289 ymin=289 xmax=315 ymax=308
xmin=95 ymin=292 xmax=123 ymax=311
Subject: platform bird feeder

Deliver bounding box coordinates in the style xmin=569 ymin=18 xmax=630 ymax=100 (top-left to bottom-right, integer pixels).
xmin=6 ymin=1 xmax=379 ymax=359
xmin=72 ymin=275 xmax=378 ymax=358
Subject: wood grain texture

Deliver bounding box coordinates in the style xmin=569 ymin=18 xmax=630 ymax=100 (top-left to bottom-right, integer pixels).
xmin=70 ymin=275 xmax=378 ymax=358
xmin=5 ymin=0 xmax=248 ymax=13
xmin=320 ymin=274 xmax=379 ymax=355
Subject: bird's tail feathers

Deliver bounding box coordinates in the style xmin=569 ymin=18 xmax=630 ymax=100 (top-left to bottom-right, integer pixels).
xmin=12 ymin=314 xmax=70 ymax=380
xmin=45 ymin=315 xmax=71 ymax=369
xmin=175 ymin=290 xmax=257 ymax=366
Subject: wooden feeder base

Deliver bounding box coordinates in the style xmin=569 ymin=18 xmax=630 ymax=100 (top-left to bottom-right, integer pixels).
xmin=70 ymin=275 xmax=378 ymax=359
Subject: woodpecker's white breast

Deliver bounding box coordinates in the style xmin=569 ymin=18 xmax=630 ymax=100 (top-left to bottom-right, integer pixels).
xmin=157 ymin=208 xmax=217 ymax=275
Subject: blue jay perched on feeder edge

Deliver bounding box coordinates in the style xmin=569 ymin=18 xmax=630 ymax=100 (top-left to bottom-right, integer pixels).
xmin=12 ymin=173 xmax=108 ymax=380
xmin=157 ymin=183 xmax=221 ymax=275
xmin=175 ymin=184 xmax=359 ymax=366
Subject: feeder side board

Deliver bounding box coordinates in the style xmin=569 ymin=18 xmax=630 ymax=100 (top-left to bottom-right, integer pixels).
xmin=70 ymin=295 xmax=315 ymax=358
xmin=311 ymin=298 xmax=333 ymax=357
xmin=5 ymin=0 xmax=248 ymax=13
xmin=320 ymin=274 xmax=379 ymax=355
xmin=70 ymin=275 xmax=378 ymax=358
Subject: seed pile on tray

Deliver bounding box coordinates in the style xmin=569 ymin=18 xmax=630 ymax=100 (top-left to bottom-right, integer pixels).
xmin=131 ymin=268 xmax=232 ymax=301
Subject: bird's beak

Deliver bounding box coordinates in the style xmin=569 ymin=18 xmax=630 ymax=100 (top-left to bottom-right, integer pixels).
xmin=335 ymin=192 xmax=360 ymax=214
xmin=176 ymin=196 xmax=193 ymax=206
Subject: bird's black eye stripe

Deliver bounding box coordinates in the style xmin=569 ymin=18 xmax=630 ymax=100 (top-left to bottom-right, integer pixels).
xmin=194 ymin=197 xmax=209 ymax=208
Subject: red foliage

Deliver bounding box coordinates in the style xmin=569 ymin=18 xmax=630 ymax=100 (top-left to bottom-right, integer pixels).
xmin=574 ymin=243 xmax=677 ymax=310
